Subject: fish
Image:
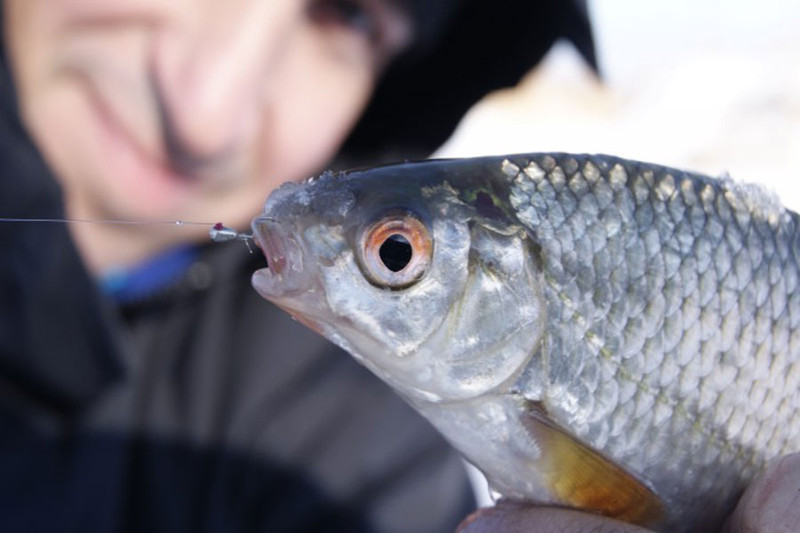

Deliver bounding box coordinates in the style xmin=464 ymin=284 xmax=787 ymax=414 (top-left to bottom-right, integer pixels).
xmin=250 ymin=153 xmax=800 ymax=532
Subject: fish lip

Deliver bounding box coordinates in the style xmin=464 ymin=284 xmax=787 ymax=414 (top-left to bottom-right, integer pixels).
xmin=252 ymin=215 xmax=287 ymax=275
xmin=251 ymin=265 xmax=331 ymax=332
xmin=250 ymin=214 xmax=316 ymax=301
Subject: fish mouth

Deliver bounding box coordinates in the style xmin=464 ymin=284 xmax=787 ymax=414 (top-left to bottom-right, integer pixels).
xmin=251 ymin=216 xmax=314 ymax=300
xmin=252 ymin=216 xmax=288 ymax=275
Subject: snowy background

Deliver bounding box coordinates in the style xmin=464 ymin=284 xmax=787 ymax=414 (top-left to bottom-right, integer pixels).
xmin=437 ymin=0 xmax=800 ymax=210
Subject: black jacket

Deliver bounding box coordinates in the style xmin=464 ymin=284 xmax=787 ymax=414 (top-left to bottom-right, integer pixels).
xmin=0 ymin=49 xmax=474 ymax=533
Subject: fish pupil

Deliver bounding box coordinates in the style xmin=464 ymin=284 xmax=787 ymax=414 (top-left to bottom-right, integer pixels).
xmin=379 ymin=234 xmax=412 ymax=272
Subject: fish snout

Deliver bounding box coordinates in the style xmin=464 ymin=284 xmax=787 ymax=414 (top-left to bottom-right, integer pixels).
xmin=251 ymin=216 xmax=312 ymax=298
xmin=252 ymin=216 xmax=289 ymax=274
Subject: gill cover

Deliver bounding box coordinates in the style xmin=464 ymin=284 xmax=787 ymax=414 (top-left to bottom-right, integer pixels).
xmin=334 ymin=180 xmax=546 ymax=403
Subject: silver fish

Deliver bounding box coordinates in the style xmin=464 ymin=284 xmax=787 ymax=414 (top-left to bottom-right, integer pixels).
xmin=251 ymin=154 xmax=800 ymax=532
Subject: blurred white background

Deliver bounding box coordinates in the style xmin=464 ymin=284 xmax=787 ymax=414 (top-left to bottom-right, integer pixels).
xmin=437 ymin=0 xmax=800 ymax=209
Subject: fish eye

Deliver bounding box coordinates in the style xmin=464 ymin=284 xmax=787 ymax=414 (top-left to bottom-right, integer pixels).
xmin=359 ymin=212 xmax=432 ymax=289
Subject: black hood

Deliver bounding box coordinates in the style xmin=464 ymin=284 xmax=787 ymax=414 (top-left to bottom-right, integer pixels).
xmin=339 ymin=0 xmax=596 ymax=165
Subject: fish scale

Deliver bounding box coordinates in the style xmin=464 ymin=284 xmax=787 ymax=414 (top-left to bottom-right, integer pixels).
xmin=251 ymin=153 xmax=800 ymax=531
xmin=504 ymin=154 xmax=800 ymax=524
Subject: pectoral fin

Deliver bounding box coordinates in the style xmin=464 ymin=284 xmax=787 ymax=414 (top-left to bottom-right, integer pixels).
xmin=522 ymin=402 xmax=665 ymax=527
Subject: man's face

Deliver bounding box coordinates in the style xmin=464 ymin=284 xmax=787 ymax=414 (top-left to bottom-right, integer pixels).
xmin=4 ymin=0 xmax=409 ymax=237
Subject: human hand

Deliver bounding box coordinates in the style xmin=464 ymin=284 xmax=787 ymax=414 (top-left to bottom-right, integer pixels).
xmin=457 ymin=453 xmax=800 ymax=533
xmin=722 ymin=452 xmax=800 ymax=533
xmin=456 ymin=501 xmax=652 ymax=533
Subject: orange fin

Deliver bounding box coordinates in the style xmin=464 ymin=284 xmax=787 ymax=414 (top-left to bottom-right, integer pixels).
xmin=522 ymin=403 xmax=665 ymax=527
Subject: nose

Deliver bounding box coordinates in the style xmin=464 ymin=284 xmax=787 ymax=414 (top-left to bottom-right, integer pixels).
xmin=150 ymin=2 xmax=302 ymax=168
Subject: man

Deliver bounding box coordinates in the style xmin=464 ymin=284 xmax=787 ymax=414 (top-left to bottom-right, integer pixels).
xmin=0 ymin=1 xmax=595 ymax=531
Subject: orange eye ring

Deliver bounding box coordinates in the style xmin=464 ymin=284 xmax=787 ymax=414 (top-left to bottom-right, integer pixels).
xmin=359 ymin=212 xmax=432 ymax=289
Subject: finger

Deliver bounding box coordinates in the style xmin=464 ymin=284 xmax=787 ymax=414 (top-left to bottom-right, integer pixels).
xmin=456 ymin=501 xmax=655 ymax=533
xmin=723 ymin=452 xmax=800 ymax=533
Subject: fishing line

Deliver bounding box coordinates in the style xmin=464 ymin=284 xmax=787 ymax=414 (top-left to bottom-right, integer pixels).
xmin=0 ymin=217 xmax=255 ymax=249
xmin=0 ymin=217 xmax=213 ymax=226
